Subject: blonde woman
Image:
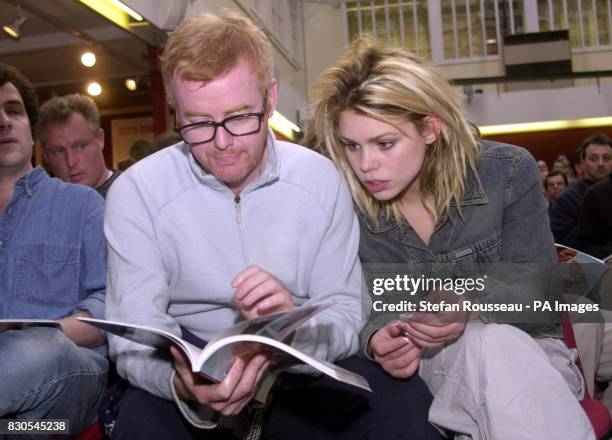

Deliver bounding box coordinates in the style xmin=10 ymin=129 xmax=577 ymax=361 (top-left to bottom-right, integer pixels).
xmin=310 ymin=36 xmax=594 ymax=440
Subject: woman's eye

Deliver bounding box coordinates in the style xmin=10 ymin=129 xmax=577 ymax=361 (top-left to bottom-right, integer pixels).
xmin=378 ymin=141 xmax=394 ymax=150
xmin=344 ymin=142 xmax=359 ymax=151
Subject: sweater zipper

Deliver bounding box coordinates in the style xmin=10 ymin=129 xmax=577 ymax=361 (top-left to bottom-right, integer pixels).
xmin=234 ymin=195 xmax=249 ymax=266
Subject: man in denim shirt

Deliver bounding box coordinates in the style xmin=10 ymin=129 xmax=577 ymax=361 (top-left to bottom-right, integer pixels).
xmin=0 ymin=63 xmax=108 ymax=435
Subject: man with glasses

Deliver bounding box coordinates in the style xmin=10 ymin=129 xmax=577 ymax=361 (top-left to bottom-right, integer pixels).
xmin=104 ymin=12 xmax=439 ymax=440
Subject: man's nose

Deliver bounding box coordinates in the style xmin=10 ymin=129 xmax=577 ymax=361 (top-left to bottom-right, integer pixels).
xmin=65 ymin=149 xmax=78 ymax=167
xmin=213 ymin=125 xmax=233 ymax=151
xmin=0 ymin=109 xmax=10 ymax=129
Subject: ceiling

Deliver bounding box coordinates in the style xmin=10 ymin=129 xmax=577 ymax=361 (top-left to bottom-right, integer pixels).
xmin=0 ymin=0 xmax=168 ymax=110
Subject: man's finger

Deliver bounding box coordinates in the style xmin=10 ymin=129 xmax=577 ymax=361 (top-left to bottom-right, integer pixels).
xmin=209 ymin=357 xmax=245 ymax=403
xmin=239 ymin=279 xmax=277 ymax=308
xmin=231 ymin=266 xmax=263 ymax=290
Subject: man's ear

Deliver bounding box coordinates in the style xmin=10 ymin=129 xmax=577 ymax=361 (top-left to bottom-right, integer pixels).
xmin=96 ymin=128 xmax=105 ymax=150
xmin=40 ymin=144 xmax=49 ymax=162
xmin=266 ymin=79 xmax=278 ymax=118
xmin=422 ymin=115 xmax=444 ymax=144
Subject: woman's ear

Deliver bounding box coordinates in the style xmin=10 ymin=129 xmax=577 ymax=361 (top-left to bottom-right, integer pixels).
xmin=422 ymin=115 xmax=443 ymax=144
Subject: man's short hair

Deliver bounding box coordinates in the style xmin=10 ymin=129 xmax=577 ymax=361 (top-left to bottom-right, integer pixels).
xmin=36 ymin=94 xmax=100 ymax=144
xmin=160 ymin=12 xmax=273 ymax=106
xmin=580 ymin=133 xmax=612 ymax=159
xmin=570 ymin=148 xmax=582 ymax=168
xmin=0 ymin=63 xmax=39 ymax=136
xmin=544 ymin=170 xmax=568 ymax=189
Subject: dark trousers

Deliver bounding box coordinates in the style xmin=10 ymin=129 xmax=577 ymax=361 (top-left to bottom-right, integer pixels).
xmin=109 ymin=331 xmax=442 ymax=440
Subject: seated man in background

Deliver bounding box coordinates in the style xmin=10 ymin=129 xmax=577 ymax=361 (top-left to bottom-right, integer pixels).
xmin=574 ymin=173 xmax=612 ymax=260
xmin=544 ymin=170 xmax=568 ymax=203
xmin=0 ymin=64 xmax=107 ymax=433
xmin=536 ymin=159 xmax=549 ymax=180
xmin=104 ymin=12 xmax=440 ymax=440
xmin=550 ymin=133 xmax=612 ymax=245
xmin=37 ymin=93 xmax=121 ymax=199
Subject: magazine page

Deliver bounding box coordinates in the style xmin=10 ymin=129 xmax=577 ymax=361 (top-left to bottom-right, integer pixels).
xmin=198 ymin=334 xmax=371 ymax=392
xmin=256 ymin=302 xmax=331 ymax=340
xmin=555 ymin=243 xmax=606 ymax=265
xmin=0 ymin=319 xmax=61 ymax=330
xmin=78 ymin=317 xmax=202 ymax=363
xmin=207 ymin=302 xmax=329 ymax=345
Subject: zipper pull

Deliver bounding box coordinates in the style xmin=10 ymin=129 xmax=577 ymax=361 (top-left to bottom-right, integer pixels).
xmin=234 ymin=195 xmax=242 ymax=224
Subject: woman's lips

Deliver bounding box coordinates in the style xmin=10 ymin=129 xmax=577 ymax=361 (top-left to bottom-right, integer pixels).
xmin=363 ymin=180 xmax=389 ymax=192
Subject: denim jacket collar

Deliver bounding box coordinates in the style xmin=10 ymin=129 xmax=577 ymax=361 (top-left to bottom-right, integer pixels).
xmin=363 ymin=166 xmax=488 ymax=234
xmin=14 ymin=166 xmax=46 ymax=198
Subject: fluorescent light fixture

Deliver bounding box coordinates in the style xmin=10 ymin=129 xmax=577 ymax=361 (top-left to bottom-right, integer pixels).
xmin=3 ymin=3 xmax=26 ymax=40
xmin=110 ymin=0 xmax=143 ymax=21
xmin=87 ymin=82 xmax=102 ymax=96
xmin=479 ymin=116 xmax=612 ymax=136
xmin=81 ymin=52 xmax=96 ymax=67
xmin=269 ymin=111 xmax=301 ymax=141
xmin=78 ymin=0 xmax=129 ymax=29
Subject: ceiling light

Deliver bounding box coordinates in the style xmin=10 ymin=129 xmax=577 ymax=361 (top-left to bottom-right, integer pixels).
xmin=81 ymin=52 xmax=96 ymax=67
xmin=3 ymin=3 xmax=26 ymax=40
xmin=125 ymin=78 xmax=137 ymax=91
xmin=87 ymin=82 xmax=102 ymax=96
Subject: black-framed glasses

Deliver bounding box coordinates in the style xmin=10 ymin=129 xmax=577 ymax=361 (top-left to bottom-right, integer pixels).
xmin=175 ymin=90 xmax=268 ymax=146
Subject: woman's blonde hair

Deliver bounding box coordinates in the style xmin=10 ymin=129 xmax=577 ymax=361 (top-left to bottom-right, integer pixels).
xmin=311 ymin=36 xmax=480 ymax=226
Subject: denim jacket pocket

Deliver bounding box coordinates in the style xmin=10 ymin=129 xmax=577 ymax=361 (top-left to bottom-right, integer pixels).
xmin=437 ymin=232 xmax=502 ymax=264
xmin=15 ymin=243 xmax=80 ymax=306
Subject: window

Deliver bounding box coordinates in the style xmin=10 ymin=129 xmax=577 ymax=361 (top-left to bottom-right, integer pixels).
xmin=344 ymin=1 xmax=430 ymax=56
xmin=537 ymin=0 xmax=612 ymax=48
xmin=441 ymin=0 xmax=523 ymax=59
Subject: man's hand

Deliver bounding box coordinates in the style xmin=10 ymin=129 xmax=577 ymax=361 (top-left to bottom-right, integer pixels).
xmin=171 ymin=346 xmax=270 ymax=416
xmin=232 ymin=266 xmax=294 ymax=319
xmin=367 ymin=322 xmax=421 ymax=379
xmin=58 ymin=311 xmax=105 ymax=348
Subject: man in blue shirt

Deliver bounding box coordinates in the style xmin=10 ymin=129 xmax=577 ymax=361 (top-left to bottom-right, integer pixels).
xmin=0 ymin=63 xmax=108 ymax=435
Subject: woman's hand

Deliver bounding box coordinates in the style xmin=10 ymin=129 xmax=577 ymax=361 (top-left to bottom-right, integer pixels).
xmin=367 ymin=322 xmax=421 ymax=379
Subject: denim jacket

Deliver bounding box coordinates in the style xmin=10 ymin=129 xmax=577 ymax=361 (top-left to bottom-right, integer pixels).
xmin=0 ymin=166 xmax=106 ymax=320
xmin=359 ymin=141 xmax=561 ymax=344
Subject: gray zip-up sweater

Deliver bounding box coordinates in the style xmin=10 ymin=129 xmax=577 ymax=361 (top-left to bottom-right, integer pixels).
xmin=104 ymin=130 xmax=365 ymax=426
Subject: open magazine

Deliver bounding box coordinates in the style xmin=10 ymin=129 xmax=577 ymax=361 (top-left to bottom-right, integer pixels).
xmin=0 ymin=319 xmax=62 ymax=330
xmin=78 ymin=303 xmax=371 ymax=392
xmin=555 ymin=243 xmax=609 ymax=266
xmin=555 ymin=243 xmax=610 ymax=302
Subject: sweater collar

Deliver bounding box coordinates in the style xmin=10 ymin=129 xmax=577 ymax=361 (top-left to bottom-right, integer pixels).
xmin=186 ymin=128 xmax=280 ymax=194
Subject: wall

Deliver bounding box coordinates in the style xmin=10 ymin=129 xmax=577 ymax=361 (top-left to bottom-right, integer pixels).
xmin=123 ymin=0 xmax=309 ymax=129
xmin=484 ymin=126 xmax=612 ymax=169
xmin=302 ymin=2 xmax=346 ymax=95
